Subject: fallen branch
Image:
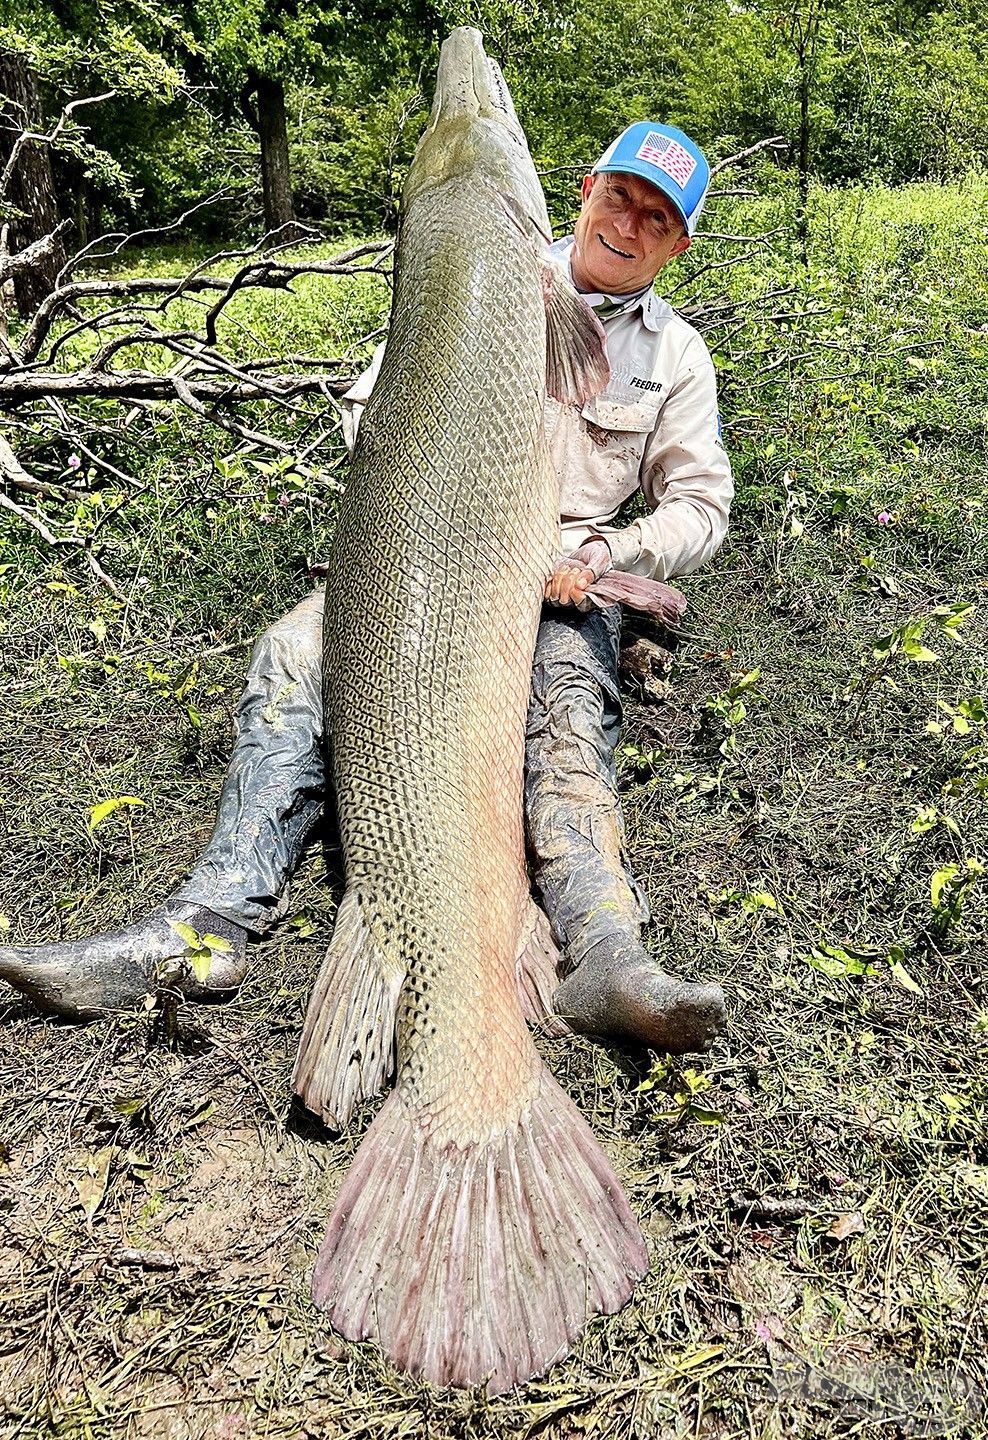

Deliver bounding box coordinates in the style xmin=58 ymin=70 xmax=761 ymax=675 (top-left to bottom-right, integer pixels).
xmin=0 ymin=486 xmax=64 ymax=544
xmin=0 ymin=369 xmax=354 ymax=403
xmin=0 ymin=484 xmax=124 ymax=597
xmin=0 ymin=433 xmax=77 ymax=499
xmin=710 ymin=136 xmax=788 ymax=177
xmin=16 ymin=238 xmax=392 ymax=366
xmin=0 ymin=221 xmax=72 ymax=285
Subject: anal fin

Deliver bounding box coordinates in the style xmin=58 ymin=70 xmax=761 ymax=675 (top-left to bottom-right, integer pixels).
xmin=292 ymin=889 xmax=404 ymax=1129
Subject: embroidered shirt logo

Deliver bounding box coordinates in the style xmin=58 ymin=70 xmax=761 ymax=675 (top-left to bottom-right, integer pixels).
xmin=630 ymin=375 xmax=664 ymax=393
xmin=635 ymin=131 xmax=698 ymax=188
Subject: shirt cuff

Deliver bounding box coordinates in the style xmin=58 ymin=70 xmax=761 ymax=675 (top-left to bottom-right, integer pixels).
xmin=595 ymin=526 xmax=643 ymax=573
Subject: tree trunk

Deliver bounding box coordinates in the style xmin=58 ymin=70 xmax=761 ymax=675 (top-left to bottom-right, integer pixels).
xmin=797 ymin=53 xmax=810 ymax=263
xmin=253 ymin=74 xmax=295 ymax=232
xmin=0 ymin=53 xmax=65 ymax=317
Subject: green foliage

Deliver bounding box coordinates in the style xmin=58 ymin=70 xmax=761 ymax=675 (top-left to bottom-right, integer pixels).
xmin=701 ymin=667 xmax=762 ymax=756
xmin=167 ymin=920 xmax=232 ymax=984
xmin=190 ymin=0 xmax=343 ymax=94
xmin=638 ymin=1058 xmax=725 ymax=1125
xmin=929 ymin=858 xmax=984 ymax=936
xmin=2 ymin=0 xmax=987 ymax=235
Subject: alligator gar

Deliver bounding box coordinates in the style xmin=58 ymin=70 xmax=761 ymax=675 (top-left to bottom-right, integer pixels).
xmin=290 ymin=27 xmax=647 ymax=1395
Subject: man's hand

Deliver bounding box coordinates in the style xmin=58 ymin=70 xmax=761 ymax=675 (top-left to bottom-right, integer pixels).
xmin=544 ymin=538 xmax=613 ymax=608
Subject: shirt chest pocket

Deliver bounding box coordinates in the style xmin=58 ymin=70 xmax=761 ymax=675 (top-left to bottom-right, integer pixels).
xmin=579 ymin=393 xmax=662 ymax=479
xmin=582 ymin=395 xmax=661 ymax=434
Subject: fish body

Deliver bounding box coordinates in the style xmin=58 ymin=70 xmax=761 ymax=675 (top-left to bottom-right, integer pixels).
xmin=292 ymin=28 xmax=647 ymax=1393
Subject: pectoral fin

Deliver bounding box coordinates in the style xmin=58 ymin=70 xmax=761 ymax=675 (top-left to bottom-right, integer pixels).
xmin=541 ymin=259 xmax=610 ymax=406
xmin=493 ymin=187 xmax=609 ymax=406
xmin=586 ymin=571 xmax=687 ymax=627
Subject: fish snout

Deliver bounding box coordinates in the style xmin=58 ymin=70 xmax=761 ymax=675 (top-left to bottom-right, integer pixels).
xmin=433 ymin=26 xmax=520 ymax=130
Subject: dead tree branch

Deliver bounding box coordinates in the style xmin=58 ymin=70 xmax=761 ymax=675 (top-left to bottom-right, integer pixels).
xmin=0 ymin=92 xmax=118 ymax=205
xmin=0 ymin=433 xmax=77 ymax=499
xmin=710 ymin=137 xmax=788 ymax=177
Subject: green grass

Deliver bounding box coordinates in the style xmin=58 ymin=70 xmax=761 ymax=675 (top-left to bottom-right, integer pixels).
xmin=1 ymin=176 xmax=986 ymax=1438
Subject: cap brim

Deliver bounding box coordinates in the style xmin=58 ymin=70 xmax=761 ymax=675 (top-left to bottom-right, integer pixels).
xmin=593 ymin=160 xmax=691 ymax=234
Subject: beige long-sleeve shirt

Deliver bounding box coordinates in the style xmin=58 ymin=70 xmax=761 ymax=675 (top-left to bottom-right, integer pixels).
xmin=339 ymin=236 xmax=732 ymax=583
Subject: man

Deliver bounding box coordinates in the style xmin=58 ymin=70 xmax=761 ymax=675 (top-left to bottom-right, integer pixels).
xmin=0 ymin=123 xmax=732 ymax=1055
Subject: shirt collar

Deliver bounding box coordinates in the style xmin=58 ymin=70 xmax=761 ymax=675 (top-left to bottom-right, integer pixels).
xmin=549 ymin=236 xmax=662 ymax=331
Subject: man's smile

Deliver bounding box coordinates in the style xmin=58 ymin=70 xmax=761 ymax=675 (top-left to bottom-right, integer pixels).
xmin=598 ymin=233 xmax=635 ymax=260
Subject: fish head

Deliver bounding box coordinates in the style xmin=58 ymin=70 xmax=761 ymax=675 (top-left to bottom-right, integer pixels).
xmin=404 ymin=27 xmax=551 ymax=244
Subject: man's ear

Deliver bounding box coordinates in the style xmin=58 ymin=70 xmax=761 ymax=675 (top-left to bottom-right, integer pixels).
xmin=671 ymin=233 xmax=692 ymax=259
xmin=580 ymin=173 xmax=596 ymax=204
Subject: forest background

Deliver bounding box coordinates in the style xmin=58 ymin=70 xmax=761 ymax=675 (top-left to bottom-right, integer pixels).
xmin=1 ymin=0 xmax=987 ymax=241
xmin=1 ymin=2 xmax=987 ymax=1438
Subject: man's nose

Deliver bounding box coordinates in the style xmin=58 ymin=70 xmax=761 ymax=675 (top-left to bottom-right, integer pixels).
xmin=612 ymin=205 xmax=639 ymax=240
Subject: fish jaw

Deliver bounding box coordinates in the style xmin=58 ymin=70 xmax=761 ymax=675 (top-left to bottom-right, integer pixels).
xmin=404 ymin=26 xmax=551 ymax=245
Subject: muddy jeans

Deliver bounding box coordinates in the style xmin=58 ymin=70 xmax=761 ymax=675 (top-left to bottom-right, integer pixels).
xmin=176 ymin=589 xmax=649 ymax=969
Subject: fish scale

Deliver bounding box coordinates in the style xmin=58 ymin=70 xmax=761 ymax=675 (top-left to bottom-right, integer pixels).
xmin=291 ymin=27 xmax=647 ymax=1394
xmin=325 ymin=177 xmax=550 ymax=1130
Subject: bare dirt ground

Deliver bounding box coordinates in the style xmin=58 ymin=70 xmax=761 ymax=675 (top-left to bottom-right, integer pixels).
xmin=2 ymin=528 xmax=986 ymax=1437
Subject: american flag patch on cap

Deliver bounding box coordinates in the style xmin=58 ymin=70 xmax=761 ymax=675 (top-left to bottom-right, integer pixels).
xmin=635 ymin=131 xmax=697 ymax=188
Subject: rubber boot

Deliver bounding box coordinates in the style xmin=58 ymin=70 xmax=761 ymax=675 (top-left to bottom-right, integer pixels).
xmin=0 ymin=902 xmax=246 ymax=1020
xmin=0 ymin=590 xmax=327 ymax=1021
xmin=525 ymin=605 xmax=725 ymax=1054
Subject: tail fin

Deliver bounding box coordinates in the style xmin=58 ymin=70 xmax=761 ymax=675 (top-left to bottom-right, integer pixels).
xmin=292 ymin=890 xmax=405 ymax=1129
xmin=311 ymin=1072 xmax=647 ymax=1394
xmin=515 ymin=901 xmax=569 ymax=1038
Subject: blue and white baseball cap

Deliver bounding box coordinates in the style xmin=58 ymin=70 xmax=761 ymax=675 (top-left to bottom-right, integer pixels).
xmin=592 ymin=122 xmax=710 ymax=236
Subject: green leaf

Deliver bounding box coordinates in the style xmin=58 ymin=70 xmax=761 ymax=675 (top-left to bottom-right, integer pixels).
xmin=89 ymin=795 xmax=145 ymax=831
xmin=932 ymin=602 xmax=973 ymax=635
xmin=189 ymin=949 xmax=212 ymax=984
xmin=804 ymin=945 xmax=875 ymax=979
xmin=729 ymin=667 xmax=762 ymax=697
xmin=805 ymin=949 xmax=848 ymax=979
xmin=901 ymin=638 xmax=940 ymax=663
xmin=168 ymin=920 xmax=202 ymax=950
xmin=688 ymin=1106 xmax=725 ymax=1126
xmin=186 ymin=1098 xmax=215 ymax=1129
xmin=910 ymin=805 xmax=937 ymax=834
xmin=200 ymin=934 xmax=232 ymax=954
xmin=931 ymin=865 xmax=959 ymax=909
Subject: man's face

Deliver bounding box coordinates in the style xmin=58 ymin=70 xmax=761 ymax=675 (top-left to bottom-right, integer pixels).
xmin=570 ymin=171 xmax=691 ymax=295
